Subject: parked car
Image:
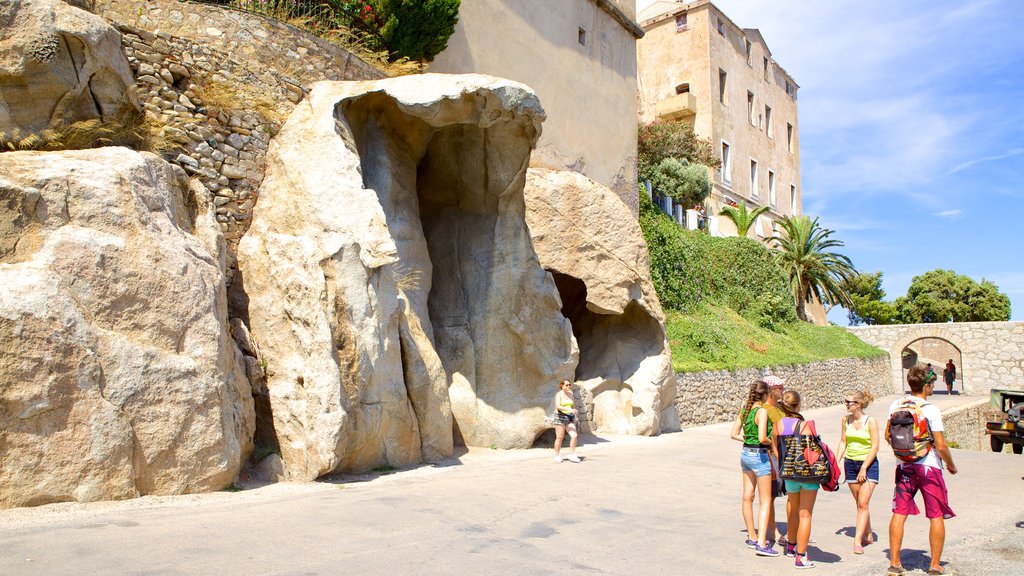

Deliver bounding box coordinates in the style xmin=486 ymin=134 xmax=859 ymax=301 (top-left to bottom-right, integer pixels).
xmin=985 ymin=388 xmax=1024 ymax=454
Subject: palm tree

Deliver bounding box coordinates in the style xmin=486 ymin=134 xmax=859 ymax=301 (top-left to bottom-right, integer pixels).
xmin=719 ymin=201 xmax=770 ymax=237
xmin=772 ymin=215 xmax=857 ymax=322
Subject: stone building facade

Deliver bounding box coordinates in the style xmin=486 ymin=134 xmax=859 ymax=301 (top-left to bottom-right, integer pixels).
xmin=637 ymin=0 xmax=801 ymax=240
xmin=430 ymin=0 xmax=644 ymax=216
xmin=675 ymin=356 xmax=892 ymax=428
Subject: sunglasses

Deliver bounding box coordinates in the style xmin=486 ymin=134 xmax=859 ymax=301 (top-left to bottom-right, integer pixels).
xmin=843 ymin=400 xmax=860 ymax=406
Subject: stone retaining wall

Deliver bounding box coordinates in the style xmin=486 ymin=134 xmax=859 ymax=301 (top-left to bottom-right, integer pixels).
xmin=91 ymin=0 xmax=384 ymax=248
xmin=676 ymin=356 xmax=893 ymax=428
xmin=941 ymin=398 xmax=1018 ymax=453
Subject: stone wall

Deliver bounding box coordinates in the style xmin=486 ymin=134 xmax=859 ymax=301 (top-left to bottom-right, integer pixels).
xmin=848 ymin=322 xmax=1024 ymax=395
xmin=940 ymin=398 xmax=1001 ymax=452
xmin=91 ymin=0 xmax=384 ymax=248
xmin=675 ymin=356 xmax=893 ymax=428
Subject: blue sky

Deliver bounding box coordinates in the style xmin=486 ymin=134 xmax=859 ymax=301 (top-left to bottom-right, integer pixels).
xmin=636 ymin=0 xmax=1024 ymax=322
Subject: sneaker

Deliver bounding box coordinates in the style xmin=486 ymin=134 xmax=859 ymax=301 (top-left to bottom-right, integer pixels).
xmin=778 ymin=536 xmax=791 ymax=547
xmin=795 ymin=554 xmax=815 ymax=569
xmin=853 ymin=544 xmax=865 ymax=555
xmin=553 ymin=455 xmax=563 ymax=463
xmin=567 ymin=454 xmax=581 ymax=463
xmin=784 ymin=544 xmax=797 ymax=557
xmin=887 ymin=566 xmax=907 ymax=576
xmin=745 ymin=539 xmax=758 ymax=549
xmin=755 ymin=543 xmax=780 ymax=557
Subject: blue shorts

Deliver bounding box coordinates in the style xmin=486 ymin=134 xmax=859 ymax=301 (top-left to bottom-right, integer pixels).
xmin=784 ymin=479 xmax=820 ymax=492
xmin=844 ymin=458 xmax=880 ymax=483
xmin=740 ymin=447 xmax=772 ymax=477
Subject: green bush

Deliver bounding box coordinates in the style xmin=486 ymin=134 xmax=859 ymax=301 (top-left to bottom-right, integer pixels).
xmin=640 ymin=192 xmax=795 ymax=330
xmin=643 ymin=157 xmax=711 ymax=208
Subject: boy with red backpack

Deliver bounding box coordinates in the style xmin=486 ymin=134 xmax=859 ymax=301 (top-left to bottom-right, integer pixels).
xmin=885 ymin=363 xmax=958 ymax=576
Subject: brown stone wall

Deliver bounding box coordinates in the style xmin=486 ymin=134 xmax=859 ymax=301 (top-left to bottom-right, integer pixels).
xmin=675 ymin=356 xmax=894 ymax=428
xmin=90 ymin=0 xmax=384 ymax=248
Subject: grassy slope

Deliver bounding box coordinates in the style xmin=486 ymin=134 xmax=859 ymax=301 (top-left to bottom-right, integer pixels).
xmin=666 ymin=302 xmax=887 ymax=373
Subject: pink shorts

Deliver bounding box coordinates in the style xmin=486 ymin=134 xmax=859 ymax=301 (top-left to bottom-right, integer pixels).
xmin=892 ymin=464 xmax=955 ymax=519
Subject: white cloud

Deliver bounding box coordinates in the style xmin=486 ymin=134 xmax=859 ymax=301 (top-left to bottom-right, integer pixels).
xmin=946 ymin=148 xmax=1024 ymax=175
xmin=932 ymin=209 xmax=963 ymax=219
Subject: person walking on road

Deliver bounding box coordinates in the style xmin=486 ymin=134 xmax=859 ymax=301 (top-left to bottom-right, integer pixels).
xmin=836 ymin=390 xmax=880 ymax=554
xmin=730 ymin=380 xmax=779 ymax=557
xmin=886 ymin=363 xmax=958 ymax=576
xmin=774 ymin=390 xmax=818 ymax=569
xmin=763 ymin=375 xmax=787 ymax=544
xmin=943 ymin=360 xmax=956 ymax=395
xmin=552 ymin=379 xmax=580 ymax=463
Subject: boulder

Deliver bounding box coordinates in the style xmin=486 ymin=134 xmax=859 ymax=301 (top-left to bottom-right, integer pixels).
xmin=525 ymin=168 xmax=679 ymax=435
xmin=237 ymin=74 xmax=576 ymax=480
xmin=0 ymin=148 xmax=254 ymax=508
xmin=0 ymin=0 xmax=138 ymax=135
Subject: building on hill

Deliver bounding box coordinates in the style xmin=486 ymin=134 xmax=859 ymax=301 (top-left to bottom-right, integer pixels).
xmin=429 ymin=0 xmax=645 ymax=216
xmin=637 ymin=0 xmax=802 ymax=240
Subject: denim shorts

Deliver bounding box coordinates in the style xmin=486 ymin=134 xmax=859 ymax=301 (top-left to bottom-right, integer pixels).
xmin=844 ymin=458 xmax=880 ymax=483
xmin=740 ymin=447 xmax=772 ymax=477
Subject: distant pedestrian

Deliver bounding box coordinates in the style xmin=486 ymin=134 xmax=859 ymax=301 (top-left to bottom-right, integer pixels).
xmin=774 ymin=390 xmax=817 ymax=569
xmin=836 ymin=390 xmax=880 ymax=554
xmin=730 ymin=380 xmax=779 ymax=557
xmin=943 ymin=360 xmax=956 ymax=395
xmin=886 ymin=363 xmax=958 ymax=576
xmin=552 ymin=379 xmax=580 ymax=463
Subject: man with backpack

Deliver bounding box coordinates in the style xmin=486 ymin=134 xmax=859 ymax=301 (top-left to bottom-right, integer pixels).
xmin=885 ymin=363 xmax=958 ymax=576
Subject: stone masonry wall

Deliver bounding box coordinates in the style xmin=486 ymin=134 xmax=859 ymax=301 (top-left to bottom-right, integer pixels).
xmin=91 ymin=0 xmax=384 ymax=249
xmin=849 ymin=322 xmax=1024 ymax=395
xmin=675 ymin=356 xmax=893 ymax=428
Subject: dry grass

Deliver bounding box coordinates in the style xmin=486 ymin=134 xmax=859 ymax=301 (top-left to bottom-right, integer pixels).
xmin=0 ymin=105 xmax=179 ymax=155
xmin=196 ymin=80 xmax=287 ymax=125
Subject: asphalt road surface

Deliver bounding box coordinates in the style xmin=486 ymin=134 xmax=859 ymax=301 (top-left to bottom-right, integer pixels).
xmin=1 ymin=394 xmax=1021 ymax=575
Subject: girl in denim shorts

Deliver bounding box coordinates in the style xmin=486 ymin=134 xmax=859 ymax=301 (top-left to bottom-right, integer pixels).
xmin=730 ymin=380 xmax=779 ymax=557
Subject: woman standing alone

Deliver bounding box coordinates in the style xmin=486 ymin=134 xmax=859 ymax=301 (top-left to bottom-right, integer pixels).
xmin=552 ymin=379 xmax=580 ymax=463
xmin=836 ymin=390 xmax=880 ymax=554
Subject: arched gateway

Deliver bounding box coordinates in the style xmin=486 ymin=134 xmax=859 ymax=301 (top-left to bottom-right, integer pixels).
xmin=847 ymin=322 xmax=1024 ymax=395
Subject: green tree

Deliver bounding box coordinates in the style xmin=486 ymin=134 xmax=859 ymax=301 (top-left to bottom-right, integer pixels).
xmin=375 ymin=0 xmax=460 ymax=62
xmin=645 ymin=158 xmax=711 ymax=208
xmin=843 ymin=271 xmax=898 ymax=325
xmin=638 ymin=120 xmax=721 ymax=175
xmin=718 ymin=201 xmax=769 ymax=238
xmin=772 ymin=215 xmax=857 ymax=322
xmin=894 ymin=269 xmax=1011 ymax=323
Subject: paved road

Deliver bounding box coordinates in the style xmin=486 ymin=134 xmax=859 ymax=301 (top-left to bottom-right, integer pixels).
xmin=1 ymin=394 xmax=1022 ymax=575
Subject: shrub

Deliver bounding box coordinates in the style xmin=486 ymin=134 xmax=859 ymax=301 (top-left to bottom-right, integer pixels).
xmin=638 ymin=119 xmax=720 ymax=174
xmin=639 ymin=192 xmax=796 ymax=330
xmin=643 ymin=157 xmax=711 ymax=208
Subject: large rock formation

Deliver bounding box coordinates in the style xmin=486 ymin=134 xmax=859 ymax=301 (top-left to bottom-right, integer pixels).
xmin=0 ymin=0 xmax=137 ymax=135
xmin=525 ymin=168 xmax=678 ymax=435
xmin=237 ymin=74 xmax=576 ymax=480
xmin=0 ymin=148 xmax=254 ymax=508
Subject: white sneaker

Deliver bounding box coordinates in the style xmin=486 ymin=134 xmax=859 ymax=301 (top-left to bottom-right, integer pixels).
xmin=553 ymin=455 xmax=563 ymax=463
xmin=567 ymin=454 xmax=581 ymax=463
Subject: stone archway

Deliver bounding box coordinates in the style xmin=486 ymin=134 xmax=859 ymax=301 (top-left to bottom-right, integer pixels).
xmin=899 ymin=337 xmax=964 ymax=395
xmin=888 ymin=329 xmax=972 ymax=394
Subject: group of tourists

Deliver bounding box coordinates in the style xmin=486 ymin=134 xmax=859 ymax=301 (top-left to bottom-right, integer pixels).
xmin=731 ymin=364 xmax=957 ymax=574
